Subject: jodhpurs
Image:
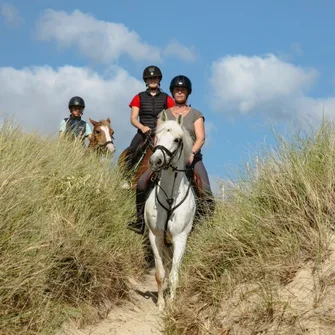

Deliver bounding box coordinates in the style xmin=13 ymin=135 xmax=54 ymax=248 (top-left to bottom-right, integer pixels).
xmin=124 ymin=132 xmax=146 ymax=169
xmin=191 ymin=155 xmax=213 ymax=198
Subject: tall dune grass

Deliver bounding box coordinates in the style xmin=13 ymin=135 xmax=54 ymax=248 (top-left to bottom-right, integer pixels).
xmin=164 ymin=121 xmax=335 ymax=334
xmin=0 ymin=121 xmax=146 ymax=335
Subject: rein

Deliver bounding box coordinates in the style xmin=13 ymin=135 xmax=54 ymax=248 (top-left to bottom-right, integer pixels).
xmin=132 ymin=134 xmax=155 ymax=170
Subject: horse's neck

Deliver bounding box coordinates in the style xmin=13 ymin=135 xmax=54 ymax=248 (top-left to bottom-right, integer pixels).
xmin=88 ymin=138 xmax=102 ymax=151
xmin=87 ymin=138 xmax=105 ymax=155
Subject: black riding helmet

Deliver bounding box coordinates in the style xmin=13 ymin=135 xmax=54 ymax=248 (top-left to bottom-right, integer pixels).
xmin=142 ymin=65 xmax=162 ymax=82
xmin=68 ymin=96 xmax=85 ymax=110
xmin=169 ymin=75 xmax=192 ymax=95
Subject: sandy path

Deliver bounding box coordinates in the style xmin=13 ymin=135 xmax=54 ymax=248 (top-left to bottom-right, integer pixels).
xmin=61 ymin=268 xmax=163 ymax=335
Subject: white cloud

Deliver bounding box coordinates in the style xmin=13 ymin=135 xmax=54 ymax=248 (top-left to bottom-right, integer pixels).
xmin=209 ymin=54 xmax=335 ymax=121
xmin=0 ymin=2 xmax=24 ymax=28
xmin=36 ymin=9 xmax=161 ymax=63
xmin=163 ymin=40 xmax=197 ymax=62
xmin=0 ymin=65 xmax=143 ymax=152
xmin=35 ymin=9 xmax=196 ymax=65
xmin=292 ymin=96 xmax=335 ymax=121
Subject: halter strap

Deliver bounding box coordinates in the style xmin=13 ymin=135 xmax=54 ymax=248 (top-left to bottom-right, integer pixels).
xmin=153 ymin=140 xmax=183 ymax=170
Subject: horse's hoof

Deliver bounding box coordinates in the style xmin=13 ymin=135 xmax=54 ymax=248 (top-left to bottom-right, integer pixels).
xmin=120 ymin=181 xmax=131 ymax=189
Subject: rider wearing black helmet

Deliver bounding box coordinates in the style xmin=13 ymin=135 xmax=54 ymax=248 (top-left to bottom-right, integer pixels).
xmin=169 ymin=75 xmax=193 ymax=96
xmin=59 ymin=96 xmax=92 ymax=142
xmin=164 ymin=75 xmax=214 ymax=218
xmin=123 ymin=65 xmax=175 ymax=175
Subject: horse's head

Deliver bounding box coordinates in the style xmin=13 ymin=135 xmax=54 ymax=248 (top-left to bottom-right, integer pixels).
xmin=88 ymin=118 xmax=115 ymax=153
xmin=149 ymin=111 xmax=192 ymax=172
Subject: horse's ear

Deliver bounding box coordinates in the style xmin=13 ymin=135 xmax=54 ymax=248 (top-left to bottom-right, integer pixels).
xmin=177 ymin=114 xmax=183 ymax=126
xmin=89 ymin=118 xmax=98 ymax=126
xmin=161 ymin=110 xmax=168 ymax=122
xmin=107 ymin=117 xmax=111 ymax=124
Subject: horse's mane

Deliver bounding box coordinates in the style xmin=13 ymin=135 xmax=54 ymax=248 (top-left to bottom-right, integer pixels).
xmin=156 ymin=119 xmax=193 ymax=163
xmin=94 ymin=120 xmax=110 ymax=127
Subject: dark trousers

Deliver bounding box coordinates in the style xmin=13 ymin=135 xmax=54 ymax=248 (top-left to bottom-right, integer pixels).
xmin=124 ymin=132 xmax=146 ymax=170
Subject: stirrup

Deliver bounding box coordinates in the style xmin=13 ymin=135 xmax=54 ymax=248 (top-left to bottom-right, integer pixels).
xmin=127 ymin=221 xmax=145 ymax=234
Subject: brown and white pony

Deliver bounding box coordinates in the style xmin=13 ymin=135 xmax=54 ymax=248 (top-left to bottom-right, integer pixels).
xmin=87 ymin=118 xmax=115 ymax=154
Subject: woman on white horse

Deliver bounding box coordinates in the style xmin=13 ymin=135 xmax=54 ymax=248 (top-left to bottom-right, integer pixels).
xmin=145 ymin=109 xmax=196 ymax=310
xmin=127 ymin=75 xmax=214 ymax=234
xmin=162 ymin=75 xmax=215 ymax=216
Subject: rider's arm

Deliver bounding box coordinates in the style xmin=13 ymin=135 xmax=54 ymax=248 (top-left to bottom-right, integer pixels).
xmin=130 ymin=106 xmax=145 ymax=132
xmin=192 ymin=117 xmax=205 ymax=154
xmin=85 ymin=123 xmax=92 ymax=137
xmin=59 ymin=119 xmax=66 ymax=138
xmin=129 ymin=94 xmax=146 ymax=132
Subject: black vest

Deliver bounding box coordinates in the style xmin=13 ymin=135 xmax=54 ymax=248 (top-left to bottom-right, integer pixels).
xmin=64 ymin=116 xmax=86 ymax=139
xmin=138 ymin=90 xmax=168 ymax=132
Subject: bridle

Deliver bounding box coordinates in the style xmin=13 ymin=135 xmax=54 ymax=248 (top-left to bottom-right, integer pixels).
xmin=152 ymin=138 xmax=184 ymax=171
xmin=92 ymin=128 xmax=115 ymax=153
xmin=151 ymin=137 xmax=192 ymax=247
xmin=100 ymin=137 xmax=114 ymax=148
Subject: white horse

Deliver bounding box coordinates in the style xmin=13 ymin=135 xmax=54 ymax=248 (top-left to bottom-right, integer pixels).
xmin=144 ymin=111 xmax=196 ymax=310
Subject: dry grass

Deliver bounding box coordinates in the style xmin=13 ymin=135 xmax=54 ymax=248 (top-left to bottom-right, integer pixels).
xmin=0 ymin=121 xmax=146 ymax=335
xmin=164 ymin=121 xmax=335 ymax=334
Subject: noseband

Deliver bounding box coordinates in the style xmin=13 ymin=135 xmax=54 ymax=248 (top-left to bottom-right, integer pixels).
xmin=100 ymin=139 xmax=114 ymax=148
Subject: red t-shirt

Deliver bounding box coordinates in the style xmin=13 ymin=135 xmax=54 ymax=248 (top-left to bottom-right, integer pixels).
xmin=129 ymin=94 xmax=175 ymax=109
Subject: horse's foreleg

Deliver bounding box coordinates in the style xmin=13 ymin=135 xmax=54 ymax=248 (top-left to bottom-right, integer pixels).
xmin=169 ymin=232 xmax=188 ymax=302
xmin=148 ymin=231 xmax=166 ymax=310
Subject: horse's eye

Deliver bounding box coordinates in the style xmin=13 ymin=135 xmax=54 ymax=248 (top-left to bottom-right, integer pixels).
xmin=174 ymin=138 xmax=180 ymax=143
xmin=95 ymin=130 xmax=100 ymax=134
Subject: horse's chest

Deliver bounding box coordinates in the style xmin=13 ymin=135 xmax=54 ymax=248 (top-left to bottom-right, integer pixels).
xmin=145 ymin=193 xmax=195 ymax=234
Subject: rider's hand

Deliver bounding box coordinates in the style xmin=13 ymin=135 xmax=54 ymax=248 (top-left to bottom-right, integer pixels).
xmin=187 ymin=153 xmax=194 ymax=166
xmin=141 ymin=126 xmax=151 ymax=134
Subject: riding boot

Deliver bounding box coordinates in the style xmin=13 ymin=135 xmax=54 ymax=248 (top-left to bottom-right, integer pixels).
xmin=127 ymin=187 xmax=146 ymax=234
xmin=195 ymin=195 xmax=215 ymax=222
xmin=123 ymin=150 xmax=134 ymax=175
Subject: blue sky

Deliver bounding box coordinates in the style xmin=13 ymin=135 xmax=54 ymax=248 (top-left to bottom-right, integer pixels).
xmin=1 ymin=0 xmax=335 ymax=193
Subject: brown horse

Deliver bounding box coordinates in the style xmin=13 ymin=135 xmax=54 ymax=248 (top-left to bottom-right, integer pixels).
xmin=117 ymin=134 xmax=155 ymax=190
xmin=87 ymin=118 xmax=115 ymax=154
